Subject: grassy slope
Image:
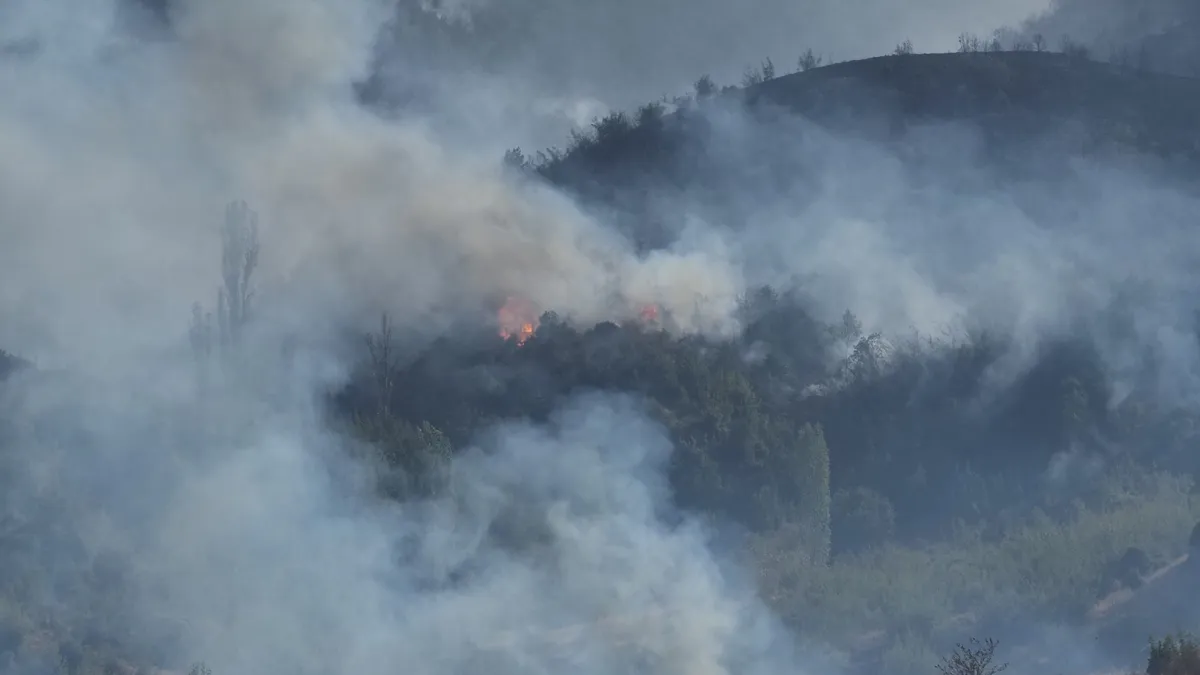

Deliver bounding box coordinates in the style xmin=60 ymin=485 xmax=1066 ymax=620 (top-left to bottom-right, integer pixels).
xmin=752 ymin=471 xmax=1198 ymax=672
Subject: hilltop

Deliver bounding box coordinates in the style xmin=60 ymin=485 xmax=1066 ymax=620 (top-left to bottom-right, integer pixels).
xmin=522 ymin=50 xmax=1200 ymax=214
xmin=748 ymin=51 xmax=1200 ymax=143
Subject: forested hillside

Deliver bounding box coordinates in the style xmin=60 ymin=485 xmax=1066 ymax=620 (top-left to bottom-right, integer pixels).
xmin=3 ymin=5 xmax=1200 ymax=675
xmin=358 ymin=47 xmax=1200 ymax=673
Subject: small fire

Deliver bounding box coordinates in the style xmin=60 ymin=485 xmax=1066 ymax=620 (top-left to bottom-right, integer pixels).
xmin=498 ymin=296 xmax=538 ymax=345
xmin=639 ymin=304 xmax=660 ymax=322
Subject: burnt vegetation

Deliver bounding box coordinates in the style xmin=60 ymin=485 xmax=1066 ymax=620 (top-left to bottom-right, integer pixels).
xmin=3 ymin=22 xmax=1200 ymax=675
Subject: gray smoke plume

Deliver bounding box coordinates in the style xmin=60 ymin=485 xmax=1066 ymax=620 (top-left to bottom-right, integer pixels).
xmin=0 ymin=1 xmax=799 ymax=673
xmin=0 ymin=0 xmax=745 ymax=372
xmin=3 ymin=1 xmax=1200 ymax=673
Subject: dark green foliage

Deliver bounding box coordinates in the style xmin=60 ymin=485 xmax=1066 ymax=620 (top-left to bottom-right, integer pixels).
xmin=1148 ymin=634 xmax=1200 ymax=675
xmin=337 ymin=308 xmax=834 ymax=531
xmin=635 ymin=101 xmax=665 ymax=128
xmin=328 ymin=281 xmax=1192 ymax=548
xmin=832 ymin=487 xmax=896 ymax=554
xmin=593 ymin=110 xmax=632 ymax=143
xmin=352 ymin=414 xmax=452 ymax=501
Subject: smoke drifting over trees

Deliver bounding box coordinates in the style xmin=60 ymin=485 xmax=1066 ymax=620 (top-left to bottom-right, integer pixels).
xmin=1 ymin=2 xmax=1200 ymax=675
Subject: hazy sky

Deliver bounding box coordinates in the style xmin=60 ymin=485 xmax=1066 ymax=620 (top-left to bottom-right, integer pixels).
xmin=369 ymin=0 xmax=1056 ymax=140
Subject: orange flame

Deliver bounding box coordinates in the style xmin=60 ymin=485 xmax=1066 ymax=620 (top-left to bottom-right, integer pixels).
xmin=498 ymin=296 xmax=538 ymax=345
xmin=639 ymin=304 xmax=660 ymax=322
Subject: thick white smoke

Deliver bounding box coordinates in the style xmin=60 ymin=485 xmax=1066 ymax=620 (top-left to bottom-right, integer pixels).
xmin=0 ymin=1 xmax=783 ymax=673
xmin=0 ymin=0 xmax=743 ymax=371
xmin=129 ymin=393 xmax=792 ymax=675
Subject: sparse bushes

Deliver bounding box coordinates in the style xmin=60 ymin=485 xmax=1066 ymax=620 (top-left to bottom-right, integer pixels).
xmin=742 ymin=58 xmax=776 ymax=87
xmin=760 ymin=57 xmax=776 ymax=81
xmin=936 ymin=638 xmax=1007 ymax=675
xmin=958 ymin=33 xmax=983 ymax=54
xmin=955 ymin=34 xmax=1004 ymax=54
xmin=797 ymin=48 xmax=823 ymax=72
